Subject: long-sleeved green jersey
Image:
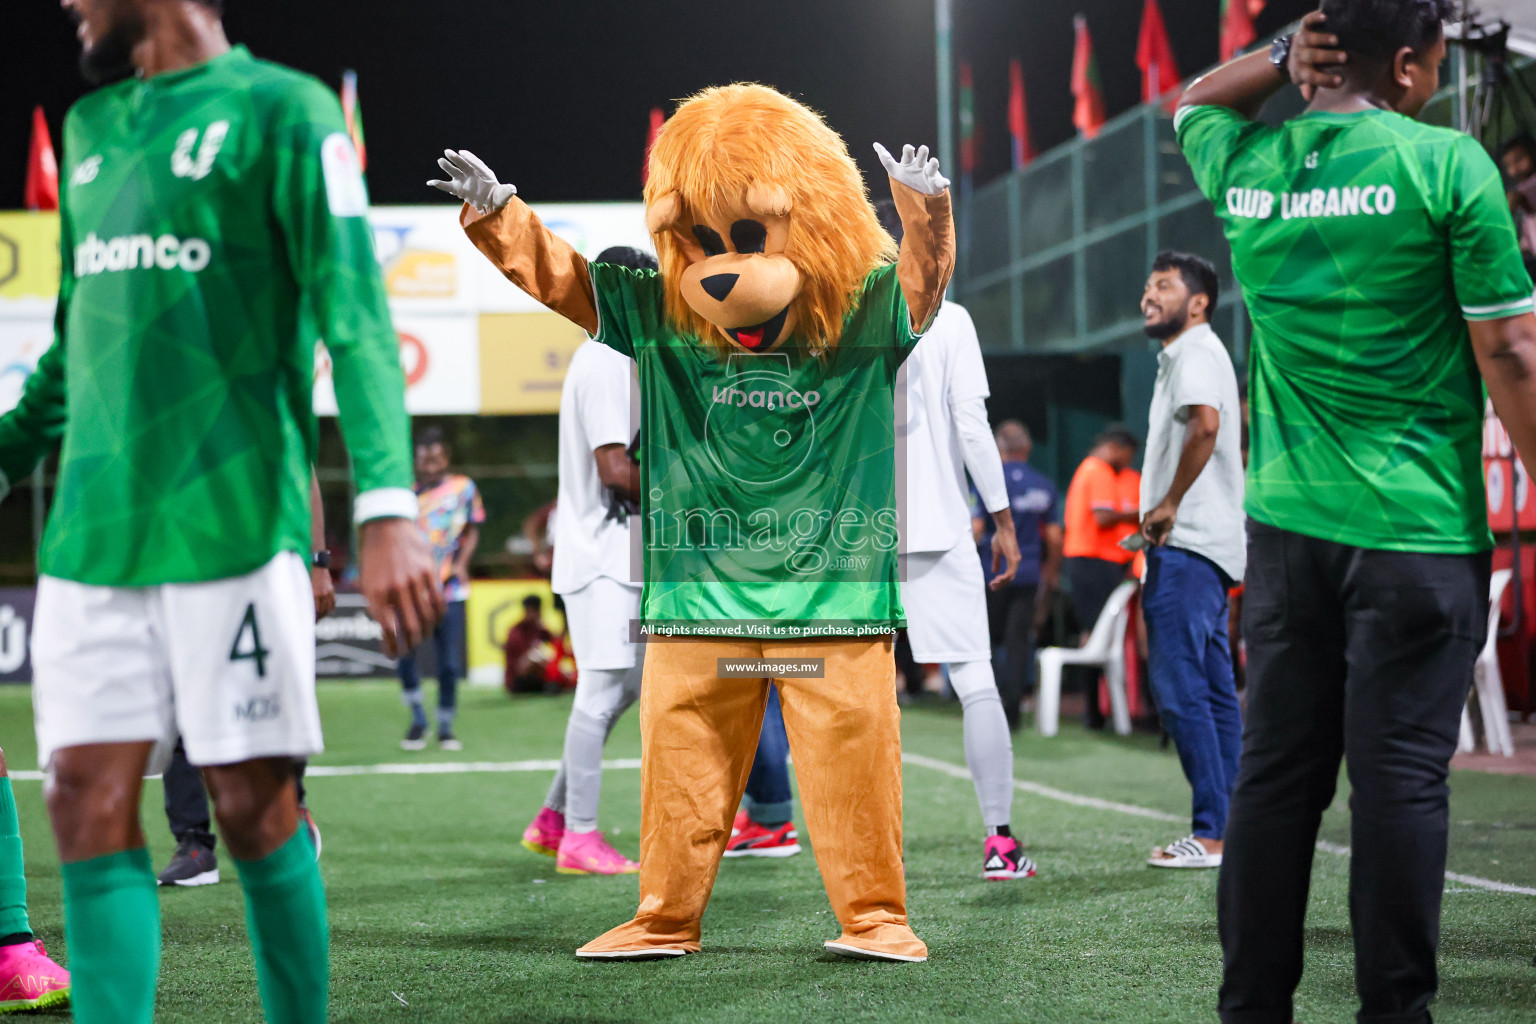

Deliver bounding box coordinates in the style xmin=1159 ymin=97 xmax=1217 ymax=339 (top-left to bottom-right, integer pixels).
xmin=0 ymin=46 xmax=415 ymax=586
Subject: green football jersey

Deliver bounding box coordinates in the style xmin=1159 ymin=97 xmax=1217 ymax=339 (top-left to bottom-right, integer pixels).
xmin=0 ymin=46 xmax=414 ymax=586
xmin=589 ymin=261 xmax=917 ymax=635
xmin=1177 ymin=105 xmax=1534 ymax=553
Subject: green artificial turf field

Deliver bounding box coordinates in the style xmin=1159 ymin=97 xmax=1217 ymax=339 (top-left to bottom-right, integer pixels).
xmin=2 ymin=681 xmax=1532 ymax=1023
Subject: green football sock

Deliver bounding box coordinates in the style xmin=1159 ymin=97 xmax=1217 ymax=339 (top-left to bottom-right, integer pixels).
xmin=60 ymin=847 xmax=160 ymax=1024
xmin=0 ymin=778 xmax=32 ymax=942
xmin=234 ymin=828 xmax=328 ymax=1024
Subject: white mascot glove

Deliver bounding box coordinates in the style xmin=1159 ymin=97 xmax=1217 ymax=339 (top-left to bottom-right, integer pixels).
xmin=874 ymin=142 xmax=950 ymax=196
xmin=427 ymin=149 xmax=518 ymax=214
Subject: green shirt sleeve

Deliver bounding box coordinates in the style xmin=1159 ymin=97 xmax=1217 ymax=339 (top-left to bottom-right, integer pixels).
xmin=268 ymin=79 xmax=412 ymax=505
xmin=589 ymin=262 xmax=667 ymax=358
xmin=1447 ymin=134 xmax=1536 ymax=321
xmin=859 ymin=263 xmax=921 ymax=367
xmin=1175 ymin=104 xmax=1271 ymax=204
xmin=0 ymin=163 xmax=73 ymax=498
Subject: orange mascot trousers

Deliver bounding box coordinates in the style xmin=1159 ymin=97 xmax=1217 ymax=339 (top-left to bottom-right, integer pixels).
xmin=576 ymin=636 xmax=926 ymax=960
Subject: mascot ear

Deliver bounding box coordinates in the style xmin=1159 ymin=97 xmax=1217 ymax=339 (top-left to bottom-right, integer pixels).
xmin=646 ymin=191 xmax=685 ymax=235
xmin=746 ymin=183 xmax=793 ymax=219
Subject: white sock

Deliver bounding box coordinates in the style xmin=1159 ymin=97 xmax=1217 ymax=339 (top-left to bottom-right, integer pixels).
xmin=948 ymin=659 xmax=1014 ymax=829
xmin=545 ymin=666 xmax=639 ymax=831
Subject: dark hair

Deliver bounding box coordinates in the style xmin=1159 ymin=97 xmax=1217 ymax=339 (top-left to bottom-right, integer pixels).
xmin=595 ymin=246 xmax=658 ymax=272
xmin=1094 ymin=425 xmax=1139 ymax=451
xmin=1151 ymin=250 xmax=1219 ymax=310
xmin=1500 ymin=134 xmax=1536 ymax=163
xmin=522 ymin=594 xmax=543 ymax=610
xmin=414 ymin=425 xmax=447 ymax=451
xmin=873 ymin=199 xmax=903 ymax=245
xmin=1319 ymin=0 xmax=1454 ymax=63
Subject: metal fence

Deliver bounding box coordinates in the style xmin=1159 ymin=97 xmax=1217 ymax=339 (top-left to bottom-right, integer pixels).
xmin=951 ymin=41 xmax=1534 ymax=484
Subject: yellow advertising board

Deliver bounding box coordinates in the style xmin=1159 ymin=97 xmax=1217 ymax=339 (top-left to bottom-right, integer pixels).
xmin=0 ymin=213 xmax=61 ymax=304
xmin=464 ymin=579 xmax=565 ymax=685
xmin=478 ymin=312 xmax=586 ymax=414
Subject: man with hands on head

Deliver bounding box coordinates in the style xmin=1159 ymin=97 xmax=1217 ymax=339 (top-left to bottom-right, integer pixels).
xmin=1177 ymin=3 xmax=1536 ymax=1021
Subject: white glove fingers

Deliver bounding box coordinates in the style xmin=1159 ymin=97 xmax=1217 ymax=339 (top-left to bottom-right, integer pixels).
xmin=901 ymin=144 xmax=916 ymax=164
xmin=437 ymin=157 xmax=460 ymax=178
xmin=444 ymin=151 xmax=479 ymax=178
xmin=458 ymin=150 xmax=495 ymax=179
xmin=873 ymin=142 xmax=897 ymax=173
xmin=914 ymin=145 xmax=930 ymax=165
xmin=427 ymin=180 xmax=461 ymax=196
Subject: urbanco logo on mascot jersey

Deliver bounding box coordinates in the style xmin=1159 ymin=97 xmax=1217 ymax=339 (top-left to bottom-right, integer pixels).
xmin=651 ymin=354 xmax=900 ymax=579
xmin=705 ymin=354 xmax=820 ymax=486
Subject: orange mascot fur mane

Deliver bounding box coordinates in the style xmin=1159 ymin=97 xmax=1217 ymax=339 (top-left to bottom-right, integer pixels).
xmin=644 ymin=84 xmax=896 ymax=352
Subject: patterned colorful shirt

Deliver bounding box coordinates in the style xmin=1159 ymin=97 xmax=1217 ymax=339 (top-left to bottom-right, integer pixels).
xmin=416 ymin=474 xmax=485 ymax=602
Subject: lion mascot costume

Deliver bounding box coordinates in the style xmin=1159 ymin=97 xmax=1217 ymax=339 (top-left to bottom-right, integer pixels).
xmin=432 ymin=83 xmax=953 ymax=962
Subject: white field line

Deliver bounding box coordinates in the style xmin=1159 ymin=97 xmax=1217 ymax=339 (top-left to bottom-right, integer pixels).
xmin=904 ymin=754 xmax=1536 ymax=898
xmin=11 ymin=752 xmax=1533 ymax=896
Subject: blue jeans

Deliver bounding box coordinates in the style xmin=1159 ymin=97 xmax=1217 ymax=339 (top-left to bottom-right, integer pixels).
xmin=742 ymin=687 xmax=793 ymax=826
xmin=1143 ymin=546 xmax=1242 ymax=840
xmin=398 ymin=599 xmax=466 ymax=723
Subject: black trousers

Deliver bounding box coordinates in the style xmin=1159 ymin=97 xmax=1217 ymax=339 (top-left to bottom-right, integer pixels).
xmin=164 ymin=739 xmax=310 ymax=848
xmin=987 ymin=583 xmax=1039 ymax=731
xmin=1218 ymin=522 xmax=1490 ymax=1024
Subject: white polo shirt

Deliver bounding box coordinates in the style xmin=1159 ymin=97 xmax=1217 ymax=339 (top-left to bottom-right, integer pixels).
xmin=1140 ymin=322 xmax=1246 ymax=582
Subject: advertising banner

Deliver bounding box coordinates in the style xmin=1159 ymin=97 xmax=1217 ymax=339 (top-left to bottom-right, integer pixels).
xmin=0 ymin=320 xmax=54 ymax=416
xmin=0 ymin=589 xmax=33 ymax=684
xmin=1484 ymin=400 xmax=1536 ymax=533
xmin=464 ymin=579 xmax=563 ymax=685
xmin=313 ymin=313 xmax=479 ymax=416
xmin=0 ymin=213 xmax=61 ymax=315
xmin=0 ymin=205 xmax=648 ymax=417
xmin=477 ymin=312 xmax=586 ymax=414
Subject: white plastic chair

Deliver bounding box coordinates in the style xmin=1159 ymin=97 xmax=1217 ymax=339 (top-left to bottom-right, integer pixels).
xmin=1035 ymin=580 xmax=1138 ymax=738
xmin=1458 ymin=568 xmax=1515 ymax=757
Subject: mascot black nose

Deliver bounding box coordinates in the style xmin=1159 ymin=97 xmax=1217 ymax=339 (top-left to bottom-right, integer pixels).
xmin=700 ymin=273 xmax=739 ymax=302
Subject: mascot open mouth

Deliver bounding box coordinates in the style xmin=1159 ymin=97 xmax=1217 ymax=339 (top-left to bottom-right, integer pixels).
xmin=726 ymin=306 xmax=790 ymax=351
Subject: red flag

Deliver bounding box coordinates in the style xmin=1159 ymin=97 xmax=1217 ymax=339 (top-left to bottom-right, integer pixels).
xmin=1008 ymin=59 xmax=1034 ymax=169
xmin=1136 ymin=0 xmax=1182 ymax=109
xmin=24 ymin=106 xmax=59 ymax=212
xmin=1220 ymin=0 xmax=1267 ymax=63
xmin=340 ymin=70 xmax=367 ymax=172
xmin=642 ymin=106 xmax=664 ymax=184
xmin=1071 ymin=16 xmax=1107 ymax=141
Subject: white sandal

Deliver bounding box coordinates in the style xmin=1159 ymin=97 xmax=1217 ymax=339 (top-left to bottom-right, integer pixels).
xmin=1148 ymin=835 xmax=1221 ymax=869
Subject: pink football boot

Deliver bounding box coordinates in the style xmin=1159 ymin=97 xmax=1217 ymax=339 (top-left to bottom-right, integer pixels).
xmin=521 ymin=807 xmax=564 ymax=858
xmin=556 ymin=831 xmax=639 ymax=875
xmin=0 ymin=939 xmax=70 ymax=1013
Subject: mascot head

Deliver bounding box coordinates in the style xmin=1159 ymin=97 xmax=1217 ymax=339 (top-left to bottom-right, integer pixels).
xmin=644 ymin=83 xmax=896 ymax=353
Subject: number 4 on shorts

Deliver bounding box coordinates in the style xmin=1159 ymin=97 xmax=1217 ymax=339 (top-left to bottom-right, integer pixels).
xmin=229 ymin=602 xmax=270 ymax=678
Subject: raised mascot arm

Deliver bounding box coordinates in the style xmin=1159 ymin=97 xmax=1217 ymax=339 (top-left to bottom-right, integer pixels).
xmin=430 ymin=149 xmax=600 ymax=334
xmin=874 ymin=142 xmax=956 ymax=334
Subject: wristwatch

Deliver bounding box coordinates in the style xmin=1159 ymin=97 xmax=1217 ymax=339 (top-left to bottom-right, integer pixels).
xmin=311 ymin=549 xmax=331 ymax=569
xmin=1270 ymin=33 xmax=1294 ymax=81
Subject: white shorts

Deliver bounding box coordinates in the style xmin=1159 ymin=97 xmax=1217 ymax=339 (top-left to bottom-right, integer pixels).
xmin=899 ymin=539 xmax=991 ymax=664
xmin=32 ymin=552 xmax=321 ymax=774
xmin=560 ymin=576 xmax=642 ymax=671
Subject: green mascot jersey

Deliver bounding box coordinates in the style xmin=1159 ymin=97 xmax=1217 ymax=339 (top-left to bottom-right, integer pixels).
xmin=589 ymin=261 xmax=919 ymax=635
xmin=0 ymin=46 xmax=412 ymax=586
xmin=1177 ymin=104 xmax=1534 ymax=554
